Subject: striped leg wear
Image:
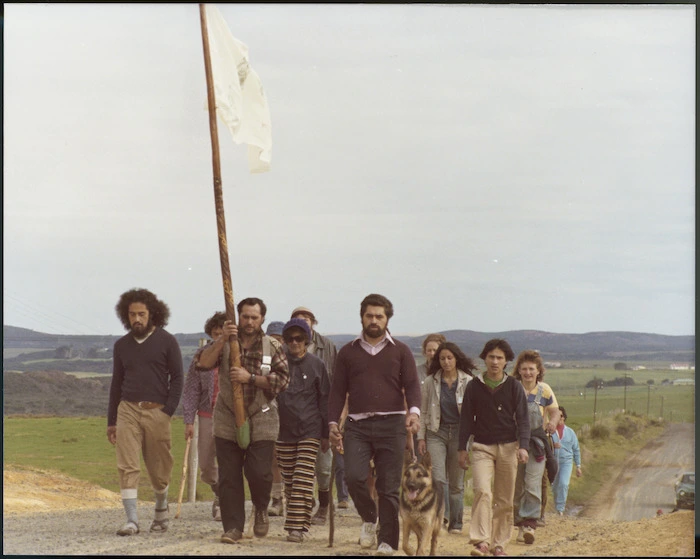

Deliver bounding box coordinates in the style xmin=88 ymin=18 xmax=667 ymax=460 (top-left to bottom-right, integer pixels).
xmin=276 ymin=438 xmax=320 ymax=533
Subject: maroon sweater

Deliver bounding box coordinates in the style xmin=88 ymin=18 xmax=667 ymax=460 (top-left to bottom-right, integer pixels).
xmin=328 ymin=338 xmax=421 ymax=423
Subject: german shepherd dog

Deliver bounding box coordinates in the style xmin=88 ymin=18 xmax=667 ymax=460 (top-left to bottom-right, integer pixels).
xmin=400 ymin=450 xmax=444 ymax=556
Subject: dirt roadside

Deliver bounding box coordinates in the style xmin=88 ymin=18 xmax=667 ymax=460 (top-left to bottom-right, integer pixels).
xmin=3 ymin=425 xmax=696 ymax=556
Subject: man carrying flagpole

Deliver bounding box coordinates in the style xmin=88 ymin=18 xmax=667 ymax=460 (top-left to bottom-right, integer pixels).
xmin=197 ymin=3 xmax=279 ymax=544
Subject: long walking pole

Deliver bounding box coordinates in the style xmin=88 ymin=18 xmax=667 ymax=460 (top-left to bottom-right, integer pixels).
xmin=328 ymin=451 xmax=336 ymax=547
xmin=175 ymin=438 xmax=192 ymax=519
xmin=198 ymin=3 xmax=249 ymax=448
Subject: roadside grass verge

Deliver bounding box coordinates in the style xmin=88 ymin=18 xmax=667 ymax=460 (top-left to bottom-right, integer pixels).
xmin=2 ymin=412 xmax=681 ymax=510
xmin=3 ymin=416 xmax=221 ymax=503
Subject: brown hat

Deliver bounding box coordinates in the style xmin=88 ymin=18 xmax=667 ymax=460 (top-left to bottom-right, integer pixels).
xmin=291 ymin=306 xmax=315 ymax=321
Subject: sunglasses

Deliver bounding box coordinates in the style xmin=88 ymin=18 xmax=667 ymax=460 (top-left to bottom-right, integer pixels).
xmin=284 ymin=335 xmax=306 ymax=343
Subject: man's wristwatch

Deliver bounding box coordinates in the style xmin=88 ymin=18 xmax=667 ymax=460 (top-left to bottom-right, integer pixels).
xmin=249 ymin=373 xmax=256 ymax=385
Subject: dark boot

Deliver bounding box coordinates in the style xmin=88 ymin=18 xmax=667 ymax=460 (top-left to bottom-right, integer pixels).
xmin=311 ymin=490 xmax=329 ymax=525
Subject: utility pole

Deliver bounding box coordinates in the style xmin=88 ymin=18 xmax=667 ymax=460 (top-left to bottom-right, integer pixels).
xmin=623 ymin=374 xmax=628 ymax=413
xmin=660 ymin=396 xmax=664 ymax=420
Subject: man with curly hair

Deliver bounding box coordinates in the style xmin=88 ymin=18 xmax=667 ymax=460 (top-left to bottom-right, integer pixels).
xmin=107 ymin=288 xmax=184 ymax=537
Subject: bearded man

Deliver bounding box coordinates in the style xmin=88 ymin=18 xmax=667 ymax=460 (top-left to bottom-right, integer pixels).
xmin=328 ymin=293 xmax=421 ymax=557
xmin=107 ymin=288 xmax=184 ymax=537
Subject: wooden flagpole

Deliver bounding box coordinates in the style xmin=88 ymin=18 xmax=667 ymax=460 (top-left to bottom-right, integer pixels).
xmin=198 ymin=3 xmax=249 ymax=444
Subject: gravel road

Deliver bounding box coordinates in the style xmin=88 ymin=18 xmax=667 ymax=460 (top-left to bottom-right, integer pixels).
xmin=587 ymin=422 xmax=695 ymax=522
xmin=3 ymin=423 xmax=695 ymax=556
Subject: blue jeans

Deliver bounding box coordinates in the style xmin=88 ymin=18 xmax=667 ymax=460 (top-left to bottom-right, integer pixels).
xmin=552 ymin=459 xmax=574 ymax=513
xmin=426 ymin=423 xmax=464 ymax=530
xmin=333 ymin=449 xmax=349 ymax=501
xmin=315 ymin=447 xmax=332 ymax=492
xmin=513 ymin=448 xmax=546 ymax=526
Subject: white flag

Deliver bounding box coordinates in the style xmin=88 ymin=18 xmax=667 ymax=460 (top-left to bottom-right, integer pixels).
xmin=205 ymin=4 xmax=271 ymax=173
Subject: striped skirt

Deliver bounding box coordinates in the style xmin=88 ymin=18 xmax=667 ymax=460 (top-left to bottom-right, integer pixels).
xmin=275 ymin=438 xmax=321 ymax=533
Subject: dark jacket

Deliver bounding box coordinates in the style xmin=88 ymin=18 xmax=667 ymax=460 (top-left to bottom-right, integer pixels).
xmin=277 ymin=350 xmax=330 ymax=442
xmin=530 ymin=426 xmax=558 ymax=483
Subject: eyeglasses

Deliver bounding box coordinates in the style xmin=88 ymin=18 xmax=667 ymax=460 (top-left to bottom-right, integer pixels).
xmin=285 ymin=335 xmax=306 ymax=343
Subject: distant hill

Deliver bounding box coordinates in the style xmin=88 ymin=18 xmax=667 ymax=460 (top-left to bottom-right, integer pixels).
xmin=2 ymin=325 xmax=694 ymax=417
xmin=4 ymin=324 xmax=694 ymax=364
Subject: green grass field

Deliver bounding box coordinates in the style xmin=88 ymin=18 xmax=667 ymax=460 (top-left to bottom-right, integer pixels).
xmin=544 ymin=367 xmax=695 ymax=427
xmin=3 ymin=367 xmax=693 ymax=507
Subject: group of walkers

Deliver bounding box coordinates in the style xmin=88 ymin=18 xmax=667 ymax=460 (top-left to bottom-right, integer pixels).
xmin=106 ymin=288 xmax=581 ymax=556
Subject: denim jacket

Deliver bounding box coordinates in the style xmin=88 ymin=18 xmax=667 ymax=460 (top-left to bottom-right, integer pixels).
xmin=417 ymin=369 xmax=471 ymax=440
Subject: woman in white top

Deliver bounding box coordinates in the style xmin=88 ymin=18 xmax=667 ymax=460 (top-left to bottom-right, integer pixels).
xmin=417 ymin=341 xmax=476 ymax=533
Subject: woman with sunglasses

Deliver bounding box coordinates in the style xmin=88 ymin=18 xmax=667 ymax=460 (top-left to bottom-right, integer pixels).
xmin=275 ymin=317 xmax=330 ymax=544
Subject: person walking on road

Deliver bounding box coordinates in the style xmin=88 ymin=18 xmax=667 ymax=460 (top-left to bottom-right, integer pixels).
xmin=212 ymin=297 xmax=290 ymax=544
xmin=107 ymin=288 xmax=184 ymax=537
xmin=458 ymin=338 xmax=529 ymax=557
xmin=290 ymin=306 xmax=340 ymax=524
xmin=182 ymin=311 xmax=227 ymax=521
xmin=511 ymin=350 xmax=560 ymax=545
xmin=417 ymin=341 xmax=476 ymax=534
xmin=275 ymin=318 xmax=330 ymax=543
xmin=551 ymin=406 xmax=582 ymax=515
xmin=328 ymin=293 xmax=422 ymax=557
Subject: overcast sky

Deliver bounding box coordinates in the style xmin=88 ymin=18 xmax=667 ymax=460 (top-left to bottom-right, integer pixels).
xmin=3 ymin=3 xmax=695 ymax=338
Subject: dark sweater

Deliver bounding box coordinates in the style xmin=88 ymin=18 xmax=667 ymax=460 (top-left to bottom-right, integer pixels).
xmin=328 ymin=338 xmax=421 ymax=423
xmin=458 ymin=374 xmax=529 ymax=451
xmin=277 ymin=350 xmax=330 ymax=442
xmin=107 ymin=328 xmax=183 ymax=425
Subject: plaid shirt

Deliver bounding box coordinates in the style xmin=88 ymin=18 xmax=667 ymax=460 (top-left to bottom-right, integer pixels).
xmin=238 ymin=331 xmax=289 ymax=406
xmin=213 ymin=330 xmax=289 ymax=442
xmin=181 ymin=343 xmax=218 ymax=424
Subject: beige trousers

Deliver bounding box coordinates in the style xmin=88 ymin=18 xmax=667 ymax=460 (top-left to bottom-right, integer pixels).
xmin=469 ymin=441 xmax=518 ymax=550
xmin=116 ymin=401 xmax=173 ymax=494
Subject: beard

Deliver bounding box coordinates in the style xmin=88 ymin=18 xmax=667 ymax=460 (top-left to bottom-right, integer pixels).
xmin=363 ymin=323 xmax=386 ymax=340
xmin=130 ymin=318 xmax=154 ymax=338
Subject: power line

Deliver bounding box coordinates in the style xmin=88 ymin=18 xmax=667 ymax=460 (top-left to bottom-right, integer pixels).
xmin=3 ymin=290 xmax=103 ymax=335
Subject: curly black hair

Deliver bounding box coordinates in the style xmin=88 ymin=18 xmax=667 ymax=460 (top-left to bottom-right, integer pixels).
xmin=115 ymin=288 xmax=170 ymax=330
xmin=427 ymin=341 xmax=477 ymax=377
xmin=204 ymin=311 xmax=227 ymax=337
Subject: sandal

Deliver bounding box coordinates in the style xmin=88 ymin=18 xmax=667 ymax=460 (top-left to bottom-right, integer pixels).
xmin=116 ymin=521 xmax=139 ymax=536
xmin=471 ymin=542 xmax=490 ymax=556
xmin=150 ymin=516 xmax=169 ymax=533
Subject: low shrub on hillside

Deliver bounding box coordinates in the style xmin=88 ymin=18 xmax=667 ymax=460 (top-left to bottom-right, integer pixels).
xmin=614 ymin=414 xmax=646 ymax=439
xmin=590 ymin=424 xmax=611 ymax=439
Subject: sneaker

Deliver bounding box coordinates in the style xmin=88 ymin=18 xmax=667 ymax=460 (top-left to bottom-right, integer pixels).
xmin=470 ymin=542 xmax=490 ymax=556
xmin=359 ymin=521 xmax=377 ymax=549
xmin=286 ymin=529 xmax=307 ymax=543
xmin=253 ymin=508 xmax=269 ymax=537
xmin=376 ymin=542 xmax=394 ymax=556
xmin=448 ymin=527 xmax=462 ymax=534
xmin=522 ymin=526 xmax=535 ymax=545
xmin=337 ymin=500 xmax=349 ymax=509
xmin=221 ymin=528 xmax=242 ymax=544
xmin=536 ymin=516 xmax=546 ymax=527
xmin=212 ymin=497 xmax=221 ymax=521
xmin=116 ymin=521 xmax=139 ymax=536
xmin=516 ymin=526 xmax=525 ymax=543
xmin=493 ymin=546 xmax=507 ymax=556
xmin=557 ymin=510 xmax=564 ymax=516
xmin=311 ymin=505 xmax=328 ymax=525
xmin=268 ymin=497 xmax=284 ymax=517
